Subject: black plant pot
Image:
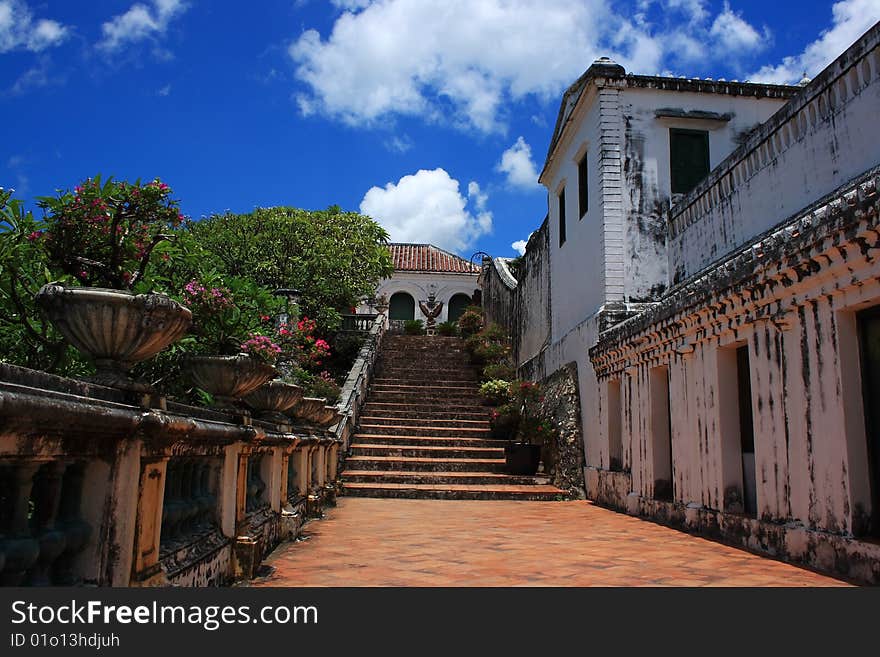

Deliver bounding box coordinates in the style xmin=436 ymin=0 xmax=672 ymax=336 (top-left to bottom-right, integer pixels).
xmin=504 ymin=443 xmax=541 ymax=476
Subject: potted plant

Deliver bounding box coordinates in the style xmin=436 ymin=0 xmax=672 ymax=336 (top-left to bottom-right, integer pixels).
xmin=479 ymin=379 xmax=512 ymax=406
xmin=33 ymin=176 xmax=192 ymax=389
xmin=489 ymin=402 xmax=520 ymax=440
xmin=403 ymin=319 xmax=425 ymax=335
xmin=502 ymin=380 xmax=546 ymax=476
xmin=182 ymin=280 xmax=279 ymax=406
xmin=436 ymin=321 xmax=457 ymax=336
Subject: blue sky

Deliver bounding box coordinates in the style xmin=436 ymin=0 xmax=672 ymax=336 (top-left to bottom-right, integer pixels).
xmin=2 ymin=0 xmax=879 ymax=261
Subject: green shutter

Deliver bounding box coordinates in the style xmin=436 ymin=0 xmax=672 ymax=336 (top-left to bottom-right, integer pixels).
xmin=670 ymin=129 xmax=710 ymax=195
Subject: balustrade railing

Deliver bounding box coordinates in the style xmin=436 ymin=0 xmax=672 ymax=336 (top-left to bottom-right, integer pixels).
xmin=160 ymin=458 xmax=220 ymax=553
xmin=0 ymin=460 xmax=90 ymax=586
xmin=245 ymin=454 xmax=268 ymax=513
xmin=340 ymin=313 xmax=379 ymax=332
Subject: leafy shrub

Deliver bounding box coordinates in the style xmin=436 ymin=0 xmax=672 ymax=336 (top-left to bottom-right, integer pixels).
xmin=37 ymin=175 xmax=185 ymax=290
xmin=489 ymin=403 xmax=520 ymax=439
xmin=437 ymin=321 xmax=457 ymax=336
xmin=284 ymin=367 xmax=341 ymax=404
xmin=482 ymin=362 xmax=515 ymax=382
xmin=479 ymin=379 xmax=512 ymax=405
xmin=473 ymin=341 xmax=510 ymax=364
xmin=480 ymin=323 xmax=507 ymax=341
xmin=457 ymin=306 xmax=483 ymax=336
xmin=403 ymin=319 xmax=425 ymax=335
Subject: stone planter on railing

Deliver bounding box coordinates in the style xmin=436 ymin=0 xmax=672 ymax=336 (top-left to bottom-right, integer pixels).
xmin=242 ymin=380 xmax=304 ymax=423
xmin=187 ymin=355 xmax=277 ymax=408
xmin=35 ymin=284 xmax=192 ymax=391
xmin=292 ymin=397 xmax=343 ymax=428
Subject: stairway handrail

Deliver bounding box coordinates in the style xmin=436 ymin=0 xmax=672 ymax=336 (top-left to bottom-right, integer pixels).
xmin=334 ymin=312 xmax=388 ymax=452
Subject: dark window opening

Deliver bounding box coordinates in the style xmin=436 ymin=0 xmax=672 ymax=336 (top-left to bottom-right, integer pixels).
xmin=608 ymin=379 xmax=622 ymax=471
xmin=447 ymin=294 xmax=471 ymax=323
xmin=670 ymin=128 xmax=710 ymax=195
xmin=858 ymin=305 xmax=880 ymax=536
xmin=578 ymin=152 xmax=589 ymax=219
xmin=388 ymin=292 xmax=415 ymax=321
xmin=736 ymin=345 xmax=757 ymax=517
xmin=650 ymin=366 xmax=674 ymax=502
xmin=558 ymin=187 xmax=566 ymax=247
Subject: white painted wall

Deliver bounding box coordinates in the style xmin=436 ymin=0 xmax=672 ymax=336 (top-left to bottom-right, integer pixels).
xmin=363 ymin=271 xmax=480 ymax=323
xmin=670 ymin=35 xmax=880 ymax=282
xmin=622 ymin=88 xmax=788 ymax=300
xmin=541 ymin=78 xmax=790 ymax=341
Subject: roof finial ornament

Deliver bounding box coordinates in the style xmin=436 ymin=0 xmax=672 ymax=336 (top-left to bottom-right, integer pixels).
xmin=798 ymin=70 xmax=811 ymax=86
xmin=586 ymin=56 xmax=626 ymax=79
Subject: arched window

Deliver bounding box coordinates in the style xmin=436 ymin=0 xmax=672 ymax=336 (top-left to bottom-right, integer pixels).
xmin=447 ymin=293 xmax=472 ymax=323
xmin=388 ymin=292 xmax=415 ymax=321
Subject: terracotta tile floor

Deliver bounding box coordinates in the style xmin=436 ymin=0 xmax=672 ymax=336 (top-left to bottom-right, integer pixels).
xmin=251 ymin=498 xmax=852 ymax=587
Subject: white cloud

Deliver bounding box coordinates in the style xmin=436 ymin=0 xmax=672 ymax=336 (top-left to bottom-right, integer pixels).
xmin=497 ymin=137 xmax=541 ymax=190
xmin=750 ymin=0 xmax=880 ymax=84
xmin=157 ymin=84 xmax=171 ymax=96
xmin=512 ymin=240 xmax=528 ymax=256
xmin=0 ymin=0 xmax=68 ymax=53
xmin=9 ymin=56 xmax=58 ymax=95
xmin=384 ymin=135 xmax=413 ymax=154
xmin=288 ymin=0 xmax=775 ymax=133
xmin=290 ymin=0 xmax=613 ymax=134
xmin=330 ymin=0 xmax=373 ymax=10
xmin=359 ymin=168 xmax=492 ymax=253
xmin=709 ymin=3 xmax=767 ymax=55
xmin=98 ymin=0 xmax=188 ymax=52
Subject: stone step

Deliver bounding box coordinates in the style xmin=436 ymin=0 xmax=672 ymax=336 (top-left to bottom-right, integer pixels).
xmin=359 ymin=407 xmax=491 ymax=421
xmin=341 ymin=470 xmax=544 ymax=486
xmin=367 ymin=391 xmax=484 ymax=404
xmin=370 ymin=382 xmax=480 ymax=392
xmin=358 ymin=419 xmax=489 ymax=438
xmin=358 ymin=415 xmax=490 ymax=428
xmin=349 ymin=443 xmax=504 ymax=460
xmin=352 ymin=433 xmax=499 ymax=448
xmin=362 ymin=401 xmax=487 ymax=414
xmin=357 ymin=424 xmax=491 ymax=438
xmin=343 ymin=455 xmax=507 ymax=472
xmin=375 ymin=368 xmax=479 ymax=379
xmin=341 ymin=482 xmax=568 ymax=501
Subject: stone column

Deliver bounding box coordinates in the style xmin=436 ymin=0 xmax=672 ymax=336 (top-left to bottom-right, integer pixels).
xmin=0 ymin=463 xmax=41 ymax=586
xmin=129 ymin=457 xmax=169 ymax=587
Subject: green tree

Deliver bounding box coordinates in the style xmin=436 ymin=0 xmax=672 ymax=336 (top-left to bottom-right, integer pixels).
xmin=0 ymin=189 xmax=88 ymax=374
xmin=186 ymin=206 xmax=393 ymax=328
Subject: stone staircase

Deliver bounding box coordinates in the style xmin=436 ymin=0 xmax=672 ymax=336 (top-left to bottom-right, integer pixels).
xmin=340 ymin=334 xmax=567 ymax=501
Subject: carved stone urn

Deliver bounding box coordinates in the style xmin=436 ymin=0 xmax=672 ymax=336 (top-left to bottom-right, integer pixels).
xmin=243 ymin=380 xmax=304 ymax=423
xmin=35 ymin=284 xmax=192 ymax=390
xmin=188 ymin=354 xmax=277 ymax=408
xmin=292 ymin=397 xmax=343 ymax=428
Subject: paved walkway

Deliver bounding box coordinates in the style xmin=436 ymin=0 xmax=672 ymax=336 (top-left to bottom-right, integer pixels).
xmin=252 ymin=498 xmax=851 ymax=587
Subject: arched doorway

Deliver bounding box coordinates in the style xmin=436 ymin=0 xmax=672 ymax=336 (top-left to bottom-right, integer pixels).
xmin=447 ymin=293 xmax=471 ymax=323
xmin=389 ymin=292 xmax=415 ymax=321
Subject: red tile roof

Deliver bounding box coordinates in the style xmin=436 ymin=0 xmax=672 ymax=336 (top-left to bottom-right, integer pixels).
xmin=388 ymin=243 xmax=481 ymax=274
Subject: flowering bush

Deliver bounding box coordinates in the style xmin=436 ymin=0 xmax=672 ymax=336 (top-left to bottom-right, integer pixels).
xmin=36 ymin=176 xmax=185 ymax=290
xmin=241 ymin=333 xmax=282 ymax=364
xmin=283 ymin=367 xmax=341 ymax=404
xmin=489 ymin=402 xmax=520 ymax=439
xmin=457 ymin=306 xmax=483 ymax=337
xmin=482 ymin=362 xmax=516 ymax=382
xmin=479 ymin=379 xmax=512 ymax=406
xmin=181 ymin=279 xmax=242 ymax=354
xmin=275 ymin=315 xmax=332 ymax=370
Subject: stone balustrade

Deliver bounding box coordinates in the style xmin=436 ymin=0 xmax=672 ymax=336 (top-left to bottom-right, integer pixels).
xmin=0 ymin=363 xmax=341 ymax=587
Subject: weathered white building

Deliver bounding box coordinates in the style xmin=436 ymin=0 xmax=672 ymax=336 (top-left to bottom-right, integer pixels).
xmin=365 ymin=243 xmax=480 ymax=326
xmin=482 ymin=23 xmax=880 ymax=582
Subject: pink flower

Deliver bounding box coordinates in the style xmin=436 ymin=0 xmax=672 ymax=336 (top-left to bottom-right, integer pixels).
xmin=26 ymin=230 xmax=43 ymax=242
